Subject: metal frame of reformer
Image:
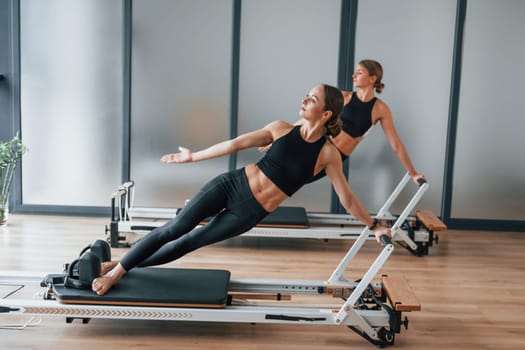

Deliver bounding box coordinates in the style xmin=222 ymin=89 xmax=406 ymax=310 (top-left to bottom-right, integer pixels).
xmin=107 ymin=172 xmax=440 ymax=256
xmin=1 ymin=215 xmax=418 ymax=347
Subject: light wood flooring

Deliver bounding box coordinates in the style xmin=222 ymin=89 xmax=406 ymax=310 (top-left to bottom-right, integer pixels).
xmin=0 ymin=214 xmax=524 ymax=349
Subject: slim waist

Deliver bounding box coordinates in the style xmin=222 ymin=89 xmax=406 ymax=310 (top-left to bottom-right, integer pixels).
xmin=244 ymin=164 xmax=287 ymax=212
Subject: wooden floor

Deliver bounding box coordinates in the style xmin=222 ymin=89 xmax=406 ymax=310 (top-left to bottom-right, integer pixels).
xmin=1 ymin=214 xmax=524 ymax=349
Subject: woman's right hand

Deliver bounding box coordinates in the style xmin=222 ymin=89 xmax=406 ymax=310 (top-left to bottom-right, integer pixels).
xmin=411 ymin=173 xmax=426 ymax=185
xmin=373 ymin=225 xmax=392 ymax=245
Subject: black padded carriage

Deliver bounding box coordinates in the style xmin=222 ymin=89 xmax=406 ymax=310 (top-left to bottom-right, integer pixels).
xmin=258 ymin=206 xmax=309 ymax=228
xmin=53 ymin=268 xmax=231 ymax=308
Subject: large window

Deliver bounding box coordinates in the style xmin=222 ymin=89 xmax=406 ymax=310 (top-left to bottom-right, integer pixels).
xmin=20 ymin=0 xmax=123 ymax=206
xmin=451 ymin=0 xmax=525 ymax=220
xmin=129 ymin=0 xmax=233 ymax=208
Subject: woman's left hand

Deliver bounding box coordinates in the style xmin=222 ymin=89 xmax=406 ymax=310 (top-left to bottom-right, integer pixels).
xmin=161 ymin=146 xmax=192 ymax=163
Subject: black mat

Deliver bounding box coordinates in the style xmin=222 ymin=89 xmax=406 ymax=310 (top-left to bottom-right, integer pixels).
xmin=53 ymin=268 xmax=231 ymax=308
xmin=258 ymin=206 xmax=309 ymax=228
xmin=200 ymin=206 xmax=309 ymax=228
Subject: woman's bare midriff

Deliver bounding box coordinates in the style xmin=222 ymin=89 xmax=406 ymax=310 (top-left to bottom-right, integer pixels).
xmin=330 ymin=131 xmax=361 ymax=157
xmin=244 ymin=164 xmax=288 ymax=212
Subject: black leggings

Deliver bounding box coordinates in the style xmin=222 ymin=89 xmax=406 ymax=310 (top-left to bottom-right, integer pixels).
xmin=120 ymin=168 xmax=269 ymax=271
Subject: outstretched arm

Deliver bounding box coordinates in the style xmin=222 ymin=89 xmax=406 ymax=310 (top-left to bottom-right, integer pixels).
xmin=323 ymin=147 xmax=391 ymax=244
xmin=162 ymin=122 xmax=278 ymax=164
xmin=376 ymin=102 xmax=425 ymax=184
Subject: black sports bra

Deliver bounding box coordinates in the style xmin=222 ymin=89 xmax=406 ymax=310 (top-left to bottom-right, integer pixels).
xmin=341 ymin=93 xmax=377 ymax=137
xmin=256 ymin=126 xmax=326 ymax=197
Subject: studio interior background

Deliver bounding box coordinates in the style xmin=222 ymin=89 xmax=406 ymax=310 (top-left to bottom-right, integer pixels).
xmin=0 ymin=0 xmax=524 ymax=232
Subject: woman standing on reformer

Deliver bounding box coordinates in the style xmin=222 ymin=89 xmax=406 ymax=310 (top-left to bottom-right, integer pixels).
xmin=92 ymin=83 xmax=391 ymax=296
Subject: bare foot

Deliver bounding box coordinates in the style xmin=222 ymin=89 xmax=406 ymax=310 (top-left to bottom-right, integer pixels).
xmin=92 ymin=276 xmax=117 ymax=296
xmin=100 ymin=261 xmax=119 ymax=275
xmin=92 ymin=263 xmax=127 ymax=295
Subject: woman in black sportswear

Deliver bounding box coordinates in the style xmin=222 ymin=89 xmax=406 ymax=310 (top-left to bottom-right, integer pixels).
xmin=92 ymin=84 xmax=391 ymax=296
xmin=334 ymin=59 xmax=424 ymax=183
xmin=268 ymin=60 xmax=425 ymax=185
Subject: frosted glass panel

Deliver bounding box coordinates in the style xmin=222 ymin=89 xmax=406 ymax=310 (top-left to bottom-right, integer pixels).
xmin=20 ymin=0 xmax=123 ymax=206
xmin=238 ymin=0 xmax=341 ymax=212
xmin=353 ymin=0 xmax=455 ymax=214
xmin=451 ymin=0 xmax=525 ymax=220
xmin=130 ymin=0 xmax=232 ymax=208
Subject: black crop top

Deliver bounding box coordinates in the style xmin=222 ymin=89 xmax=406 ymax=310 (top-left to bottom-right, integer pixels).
xmin=341 ymin=93 xmax=377 ymax=137
xmin=256 ymin=125 xmax=326 ymax=197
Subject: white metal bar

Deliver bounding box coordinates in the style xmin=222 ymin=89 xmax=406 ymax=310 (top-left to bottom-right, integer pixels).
xmin=333 ymin=241 xmax=395 ymax=339
xmin=338 ymin=242 xmax=394 ymax=313
xmin=0 ymin=272 xmax=48 ymax=286
xmin=326 ymin=170 xmax=420 ymax=281
xmin=117 ymin=221 xmax=429 ymax=242
xmin=376 ymin=172 xmax=411 ymax=219
xmin=1 ymin=298 xmax=390 ymax=327
xmin=128 ymin=208 xmax=178 ymax=220
xmin=228 ymin=278 xmax=361 ymax=295
xmin=389 ymin=182 xmax=429 ymax=250
xmin=229 ymin=278 xmax=330 ymax=294
xmin=127 ymin=208 xmax=406 ymax=224
xmin=391 ymin=182 xmax=429 ymax=233
xmin=327 ymin=227 xmax=371 ymax=283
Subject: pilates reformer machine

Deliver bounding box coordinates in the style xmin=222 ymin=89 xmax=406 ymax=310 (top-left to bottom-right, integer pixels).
xmin=1 ymin=199 xmax=423 ymax=347
xmin=106 ymin=172 xmax=446 ymax=256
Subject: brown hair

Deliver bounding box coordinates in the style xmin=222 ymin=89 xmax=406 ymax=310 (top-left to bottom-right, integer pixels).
xmin=359 ymin=59 xmax=385 ymax=93
xmin=323 ymin=84 xmax=343 ymax=137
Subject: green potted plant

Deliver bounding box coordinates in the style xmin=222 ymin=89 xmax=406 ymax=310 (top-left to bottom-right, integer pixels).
xmin=0 ymin=132 xmax=27 ymax=225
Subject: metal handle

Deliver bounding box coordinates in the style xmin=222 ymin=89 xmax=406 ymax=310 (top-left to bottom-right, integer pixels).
xmin=380 ymin=234 xmax=393 ymax=247
xmin=121 ymin=181 xmax=134 ymax=189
